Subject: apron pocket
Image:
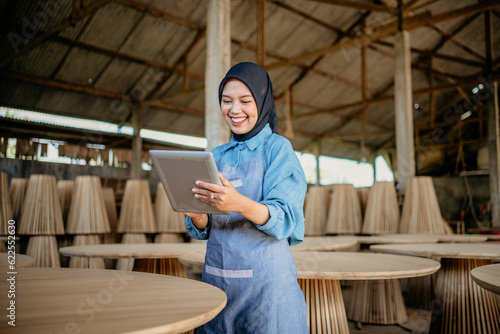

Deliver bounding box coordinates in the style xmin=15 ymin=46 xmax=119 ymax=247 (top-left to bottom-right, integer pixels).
xmin=206 ymin=265 xmax=253 ymax=278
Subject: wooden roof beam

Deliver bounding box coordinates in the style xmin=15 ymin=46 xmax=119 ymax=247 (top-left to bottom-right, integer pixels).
xmin=265 ymin=0 xmax=500 ymax=71
xmin=306 ymin=0 xmax=388 ymax=11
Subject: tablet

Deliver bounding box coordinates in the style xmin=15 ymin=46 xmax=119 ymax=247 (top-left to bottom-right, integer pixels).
xmin=149 ymin=150 xmax=229 ymax=215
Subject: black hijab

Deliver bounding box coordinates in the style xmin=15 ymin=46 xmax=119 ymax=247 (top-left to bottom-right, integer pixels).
xmin=218 ymin=62 xmax=279 ymax=141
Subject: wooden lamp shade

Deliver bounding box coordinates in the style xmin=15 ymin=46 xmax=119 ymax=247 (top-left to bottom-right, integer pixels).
xmin=399 ymin=176 xmax=450 ymax=234
xmin=303 ymin=186 xmax=330 ymax=236
xmin=154 ymin=182 xmax=186 ymax=233
xmin=69 ymin=235 xmax=106 ymax=269
xmin=117 ymin=180 xmax=156 ymax=233
xmin=9 ymin=177 xmax=29 ymax=223
xmin=102 ymin=187 xmax=118 ymax=232
xmin=325 ymin=184 xmax=362 ymax=235
xmin=18 ymin=174 xmax=65 ymax=235
xmin=0 ymin=171 xmax=13 ymax=235
xmin=66 ymin=176 xmax=110 ymax=234
xmin=357 ymin=186 xmax=370 ymax=217
xmin=116 ymin=233 xmax=149 ymax=271
xmin=57 ymin=179 xmax=74 ymax=226
xmin=361 ymin=181 xmax=400 ymax=234
xmin=26 ymin=236 xmax=61 ymax=267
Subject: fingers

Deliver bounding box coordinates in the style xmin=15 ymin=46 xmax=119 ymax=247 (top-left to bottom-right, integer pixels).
xmin=219 ymin=172 xmax=233 ymax=188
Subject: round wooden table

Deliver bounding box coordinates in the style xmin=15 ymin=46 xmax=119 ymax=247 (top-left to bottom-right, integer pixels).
xmin=178 ymin=251 xmax=440 ymax=334
xmin=60 ymin=243 xmax=206 ymax=278
xmin=0 ymin=268 xmax=226 ymax=334
xmin=471 ymin=263 xmax=500 ymax=295
xmin=370 ymin=243 xmax=500 ymax=334
xmin=291 ymin=236 xmax=358 ymax=251
xmin=0 ymin=253 xmax=34 ymax=268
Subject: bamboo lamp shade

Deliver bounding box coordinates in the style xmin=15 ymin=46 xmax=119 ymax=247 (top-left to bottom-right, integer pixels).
xmin=155 ymin=233 xmax=185 ymax=243
xmin=154 ymin=182 xmax=186 ymax=233
xmin=26 ymin=236 xmax=61 ymax=267
xmin=66 ymin=176 xmax=110 ymax=234
xmin=0 ymin=171 xmax=13 ymax=235
xmin=399 ymin=176 xmax=449 ymax=234
xmin=116 ymin=233 xmax=149 ymax=271
xmin=18 ymin=174 xmax=65 ymax=235
xmin=57 ymin=180 xmax=74 ymax=226
xmin=325 ymin=184 xmax=362 ymax=235
xmin=69 ymin=235 xmax=106 ymax=269
xmin=117 ymin=180 xmax=156 ymax=233
xmin=9 ymin=178 xmax=29 ymax=223
xmin=361 ymin=181 xmax=400 ymax=234
xmin=357 ymin=186 xmax=370 ymax=217
xmin=303 ymin=186 xmax=330 ymax=236
xmin=102 ymin=187 xmax=118 ymax=232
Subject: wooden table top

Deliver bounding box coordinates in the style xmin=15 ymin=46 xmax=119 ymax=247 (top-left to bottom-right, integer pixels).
xmin=0 ymin=253 xmax=34 ymax=268
xmin=470 ymin=263 xmax=500 ymax=295
xmin=369 ymin=233 xmax=487 ymax=243
xmin=59 ymin=243 xmax=206 ymax=259
xmin=179 ymin=251 xmax=440 ymax=280
xmin=0 ymin=268 xmax=226 ymax=334
xmin=291 ymin=236 xmax=358 ymax=251
xmin=370 ymin=243 xmax=500 ymax=259
xmin=356 ymin=234 xmax=440 ymax=244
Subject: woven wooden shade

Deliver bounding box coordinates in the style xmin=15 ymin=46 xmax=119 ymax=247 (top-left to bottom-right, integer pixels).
xmin=117 ymin=180 xmax=156 ymax=233
xmin=57 ymin=180 xmax=74 ymax=226
xmin=116 ymin=233 xmax=148 ymax=271
xmin=155 ymin=233 xmax=185 ymax=243
xmin=325 ymin=184 xmax=362 ymax=235
xmin=154 ymin=182 xmax=186 ymax=233
xmin=26 ymin=236 xmax=60 ymax=267
xmin=357 ymin=186 xmax=370 ymax=217
xmin=0 ymin=171 xmax=13 ymax=235
xmin=361 ymin=181 xmax=400 ymax=234
xmin=69 ymin=235 xmax=106 ymax=269
xmin=9 ymin=178 xmax=28 ymax=223
xmin=102 ymin=187 xmax=118 ymax=232
xmin=19 ymin=174 xmax=64 ymax=235
xmin=303 ymin=186 xmax=330 ymax=236
xmin=66 ymin=176 xmax=110 ymax=234
xmin=399 ymin=176 xmax=450 ymax=234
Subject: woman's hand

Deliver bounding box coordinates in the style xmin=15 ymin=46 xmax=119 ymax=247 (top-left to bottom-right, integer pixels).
xmin=192 ymin=172 xmax=271 ymax=226
xmin=183 ymin=212 xmax=209 ymax=230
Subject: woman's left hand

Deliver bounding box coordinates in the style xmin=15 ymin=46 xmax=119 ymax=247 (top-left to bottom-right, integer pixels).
xmin=193 ymin=172 xmax=243 ymax=213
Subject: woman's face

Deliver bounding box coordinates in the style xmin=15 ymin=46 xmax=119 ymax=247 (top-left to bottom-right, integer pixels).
xmin=220 ymin=79 xmax=258 ymax=135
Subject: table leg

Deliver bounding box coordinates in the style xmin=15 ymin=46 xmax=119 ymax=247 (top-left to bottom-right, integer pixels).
xmin=405 ymin=274 xmax=436 ymax=309
xmin=346 ymin=279 xmax=408 ymax=325
xmin=430 ymin=258 xmax=500 ymax=334
xmin=298 ymin=278 xmax=349 ymax=334
xmin=133 ymin=258 xmax=188 ymax=278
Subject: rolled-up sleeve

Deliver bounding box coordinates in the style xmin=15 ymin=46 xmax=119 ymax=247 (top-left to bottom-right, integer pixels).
xmin=184 ymin=216 xmax=211 ymax=240
xmin=255 ymin=138 xmax=307 ymax=245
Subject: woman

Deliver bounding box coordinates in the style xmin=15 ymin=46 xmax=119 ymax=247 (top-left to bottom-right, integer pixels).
xmin=184 ymin=62 xmax=308 ymax=333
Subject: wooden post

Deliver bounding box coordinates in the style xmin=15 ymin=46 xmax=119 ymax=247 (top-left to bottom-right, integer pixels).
xmin=257 ymin=0 xmax=265 ymax=66
xmin=312 ymin=141 xmax=321 ymax=186
xmin=205 ymin=0 xmax=231 ymax=151
xmin=130 ymin=107 xmax=142 ymax=179
xmin=393 ymin=29 xmax=415 ymax=194
xmin=485 ymin=10 xmax=500 ymax=227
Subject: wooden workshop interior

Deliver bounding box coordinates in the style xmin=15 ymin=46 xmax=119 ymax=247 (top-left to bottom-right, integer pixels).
xmin=0 ymin=1 xmax=499 ymax=333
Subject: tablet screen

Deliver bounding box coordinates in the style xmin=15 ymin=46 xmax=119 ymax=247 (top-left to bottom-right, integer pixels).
xmin=150 ymin=150 xmax=229 ymax=215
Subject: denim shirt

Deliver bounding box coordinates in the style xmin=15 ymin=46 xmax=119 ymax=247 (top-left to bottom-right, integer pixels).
xmin=184 ymin=124 xmax=307 ymax=245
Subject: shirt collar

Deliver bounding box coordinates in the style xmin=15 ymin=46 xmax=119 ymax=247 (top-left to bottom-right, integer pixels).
xmin=228 ymin=124 xmax=272 ymax=151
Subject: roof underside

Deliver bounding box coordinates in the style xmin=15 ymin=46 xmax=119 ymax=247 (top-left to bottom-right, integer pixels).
xmin=1 ymin=0 xmax=499 ymax=175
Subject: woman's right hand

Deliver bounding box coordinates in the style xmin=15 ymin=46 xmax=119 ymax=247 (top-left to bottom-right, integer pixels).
xmin=184 ymin=212 xmax=209 ymax=230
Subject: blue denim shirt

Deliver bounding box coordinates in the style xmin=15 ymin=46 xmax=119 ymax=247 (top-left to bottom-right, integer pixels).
xmin=184 ymin=124 xmax=307 ymax=245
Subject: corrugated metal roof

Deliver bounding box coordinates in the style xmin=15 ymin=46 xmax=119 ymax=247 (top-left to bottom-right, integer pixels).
xmin=0 ymin=0 xmax=499 ymax=174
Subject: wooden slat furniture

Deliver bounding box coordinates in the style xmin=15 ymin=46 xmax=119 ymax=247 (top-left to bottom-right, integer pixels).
xmin=471 ymin=263 xmax=500 ymax=295
xmin=0 ymin=268 xmax=226 ymax=334
xmin=60 ymin=243 xmax=206 ymax=278
xmin=291 ymin=236 xmax=359 ymax=251
xmin=179 ymin=251 xmax=440 ymax=334
xmin=0 ymin=253 xmax=34 ymax=268
xmin=370 ymin=243 xmax=500 ymax=334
